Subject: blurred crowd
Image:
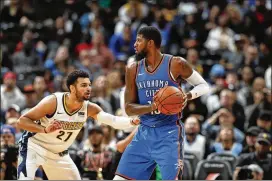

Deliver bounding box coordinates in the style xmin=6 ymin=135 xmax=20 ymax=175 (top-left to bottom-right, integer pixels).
xmin=1 ymin=0 xmax=272 ymax=180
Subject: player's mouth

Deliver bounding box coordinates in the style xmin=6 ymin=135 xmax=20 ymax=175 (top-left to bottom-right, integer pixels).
xmin=85 ymin=92 xmax=91 ymax=96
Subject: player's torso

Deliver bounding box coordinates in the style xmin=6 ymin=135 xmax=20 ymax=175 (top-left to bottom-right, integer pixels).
xmin=21 ymin=92 xmax=88 ymax=153
xmin=136 ymin=54 xmax=179 ymax=127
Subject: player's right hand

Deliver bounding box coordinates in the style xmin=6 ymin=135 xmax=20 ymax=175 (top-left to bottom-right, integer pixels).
xmin=45 ymin=120 xmax=62 ymax=133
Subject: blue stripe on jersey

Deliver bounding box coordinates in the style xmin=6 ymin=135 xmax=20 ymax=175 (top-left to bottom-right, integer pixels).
xmin=136 ymin=54 xmax=179 ymax=127
xmin=19 ymin=131 xmax=35 ymax=146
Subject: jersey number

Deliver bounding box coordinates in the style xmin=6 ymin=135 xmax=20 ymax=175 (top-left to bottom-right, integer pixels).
xmin=56 ymin=131 xmax=73 ymax=142
xmin=148 ymin=101 xmax=160 ymax=115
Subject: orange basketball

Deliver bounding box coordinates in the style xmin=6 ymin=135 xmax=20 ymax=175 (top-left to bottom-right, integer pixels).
xmin=154 ymin=86 xmax=185 ymax=115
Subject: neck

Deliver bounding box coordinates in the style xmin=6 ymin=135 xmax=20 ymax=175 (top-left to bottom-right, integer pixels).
xmin=145 ymin=50 xmax=163 ymax=68
xmin=66 ymin=93 xmax=83 ymax=111
xmin=5 ymin=86 xmax=14 ymax=92
xmin=92 ymin=145 xmax=102 ymax=153
xmin=222 ymin=140 xmax=233 ymax=150
xmin=186 ymin=134 xmax=196 ymax=143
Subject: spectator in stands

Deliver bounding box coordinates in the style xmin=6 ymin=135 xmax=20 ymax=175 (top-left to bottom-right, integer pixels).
xmin=210 ymin=127 xmax=243 ymax=156
xmin=202 ymin=108 xmax=244 ymax=143
xmin=186 ymin=48 xmax=203 ymax=75
xmin=1 ymin=72 xmax=26 ymax=111
xmin=225 ymin=71 xmax=241 ymax=91
xmin=115 ymin=0 xmax=148 ymax=34
xmin=256 ymin=110 xmax=272 ymax=135
xmin=91 ymin=75 xmax=113 ymax=114
xmin=240 ymin=66 xmax=254 ymax=88
xmin=44 ymin=45 xmax=70 ymax=77
xmin=89 ymin=31 xmax=115 ymax=74
xmin=12 ymin=40 xmax=44 ymax=82
xmin=241 ymin=44 xmax=263 ymax=76
xmin=109 ymin=24 xmax=135 ymax=61
xmin=101 ymin=124 xmax=117 ymax=151
xmin=107 ymin=70 xmax=124 ymax=114
xmin=21 ymin=84 xmax=37 ymax=113
xmin=0 ymin=0 xmax=23 ymax=23
xmin=0 ymin=125 xmax=18 ymax=180
xmin=234 ymin=133 xmax=272 ymax=180
xmin=33 ymin=76 xmax=50 ymax=102
xmin=239 ymin=76 xmax=265 ymax=106
xmin=184 ymin=116 xmax=209 ymax=160
xmin=221 ymin=34 xmax=248 ymax=71
xmin=204 ymin=14 xmax=235 ymax=52
xmin=242 ymin=126 xmax=261 ymax=153
xmin=78 ymin=126 xmax=115 ymax=180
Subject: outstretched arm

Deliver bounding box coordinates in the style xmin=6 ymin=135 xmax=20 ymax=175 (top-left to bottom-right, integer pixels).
xmin=171 ymin=57 xmax=210 ymax=100
xmin=87 ymin=102 xmax=140 ymax=130
xmin=124 ymin=62 xmax=157 ymax=116
xmin=17 ymin=95 xmax=62 ymax=133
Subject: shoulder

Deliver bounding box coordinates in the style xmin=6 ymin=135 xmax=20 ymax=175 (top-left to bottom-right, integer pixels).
xmin=87 ymin=101 xmax=102 ymax=118
xmin=126 ymin=61 xmax=139 ymax=76
xmin=171 ymin=56 xmax=188 ymax=67
xmin=39 ymin=94 xmax=57 ymax=107
xmin=126 ymin=61 xmax=138 ymax=71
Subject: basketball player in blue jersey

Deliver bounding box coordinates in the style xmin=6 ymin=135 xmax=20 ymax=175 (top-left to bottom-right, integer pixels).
xmin=16 ymin=70 xmax=140 ymax=180
xmin=114 ymin=26 xmax=210 ymax=180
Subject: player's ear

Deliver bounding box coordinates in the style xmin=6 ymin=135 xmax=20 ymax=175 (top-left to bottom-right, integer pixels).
xmin=148 ymin=40 xmax=154 ymax=48
xmin=70 ymin=84 xmax=76 ymax=93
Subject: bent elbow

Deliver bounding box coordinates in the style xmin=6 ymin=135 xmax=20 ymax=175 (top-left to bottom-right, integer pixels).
xmin=16 ymin=117 xmax=22 ymax=129
xmin=125 ymin=103 xmax=133 ymax=116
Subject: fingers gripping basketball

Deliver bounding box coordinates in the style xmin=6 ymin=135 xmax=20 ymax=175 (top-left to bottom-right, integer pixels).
xmin=153 ymin=86 xmax=185 ymax=115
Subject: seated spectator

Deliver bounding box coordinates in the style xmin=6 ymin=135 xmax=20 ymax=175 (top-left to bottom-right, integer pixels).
xmin=44 ymin=46 xmax=70 ymax=77
xmin=33 ymin=76 xmax=50 ymax=102
xmin=78 ymin=126 xmax=115 ymax=180
xmin=242 ymin=126 xmax=261 ymax=154
xmin=186 ymin=48 xmax=203 ymax=75
xmin=202 ymin=108 xmax=245 ymax=143
xmin=234 ymin=133 xmax=272 ymax=180
xmin=184 ymin=116 xmax=210 ymax=160
xmin=109 ymin=24 xmax=135 ymax=61
xmin=210 ymin=127 xmax=243 ymax=157
xmin=89 ymin=31 xmax=115 ymax=74
xmin=101 ymin=124 xmax=117 ymax=151
xmin=204 ymin=14 xmax=235 ymax=52
xmin=90 ymin=75 xmax=113 ymax=114
xmin=0 ymin=124 xmax=17 ymax=180
xmin=21 ymin=84 xmax=37 ymax=113
xmin=209 ymin=89 xmax=246 ymax=131
xmin=238 ymin=77 xmax=266 ymax=107
xmin=1 ymin=72 xmax=26 ymax=111
xmin=256 ymin=110 xmax=272 ymax=135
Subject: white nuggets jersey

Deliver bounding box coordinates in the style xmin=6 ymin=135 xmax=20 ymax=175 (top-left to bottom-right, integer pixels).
xmin=25 ymin=92 xmax=88 ymax=153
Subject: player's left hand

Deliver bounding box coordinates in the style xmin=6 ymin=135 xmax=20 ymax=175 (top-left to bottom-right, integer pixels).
xmin=182 ymin=93 xmax=188 ymax=110
xmin=130 ymin=117 xmax=140 ymax=126
xmin=178 ymin=87 xmax=187 ymax=110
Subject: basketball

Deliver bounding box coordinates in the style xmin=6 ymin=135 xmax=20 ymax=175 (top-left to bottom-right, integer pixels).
xmin=154 ymin=86 xmax=185 ymax=115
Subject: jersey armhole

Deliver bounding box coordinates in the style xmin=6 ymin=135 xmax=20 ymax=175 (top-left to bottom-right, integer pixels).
xmin=135 ymin=61 xmax=140 ymax=82
xmin=168 ymin=56 xmax=179 ymax=85
xmin=46 ymin=94 xmax=57 ymax=118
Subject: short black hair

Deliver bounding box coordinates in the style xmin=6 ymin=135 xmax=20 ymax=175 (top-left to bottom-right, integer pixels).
xmin=137 ymin=26 xmax=162 ymax=48
xmin=66 ymin=70 xmax=90 ymax=91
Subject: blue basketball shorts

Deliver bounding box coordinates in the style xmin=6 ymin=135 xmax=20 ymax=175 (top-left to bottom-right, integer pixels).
xmin=116 ymin=120 xmax=185 ymax=180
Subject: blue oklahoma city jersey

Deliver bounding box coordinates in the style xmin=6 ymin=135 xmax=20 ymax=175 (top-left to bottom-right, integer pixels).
xmin=136 ymin=54 xmax=179 ymax=127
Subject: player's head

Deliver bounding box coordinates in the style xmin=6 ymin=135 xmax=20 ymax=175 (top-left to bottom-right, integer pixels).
xmin=66 ymin=70 xmax=91 ymax=101
xmin=134 ymin=26 xmax=162 ymax=60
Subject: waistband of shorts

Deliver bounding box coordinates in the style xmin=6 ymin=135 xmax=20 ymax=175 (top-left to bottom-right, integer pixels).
xmin=27 ymin=139 xmax=68 ymax=158
xmin=141 ymin=119 xmax=182 ymax=128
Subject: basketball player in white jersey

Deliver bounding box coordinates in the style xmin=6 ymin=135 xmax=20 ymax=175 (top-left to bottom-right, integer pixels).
xmin=16 ymin=70 xmax=140 ymax=180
